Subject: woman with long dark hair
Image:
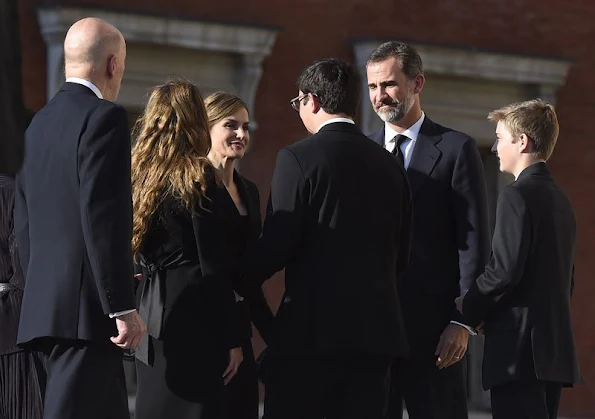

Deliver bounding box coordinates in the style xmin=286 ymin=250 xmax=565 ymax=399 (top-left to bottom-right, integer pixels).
xmin=132 ymin=79 xmax=244 ymax=419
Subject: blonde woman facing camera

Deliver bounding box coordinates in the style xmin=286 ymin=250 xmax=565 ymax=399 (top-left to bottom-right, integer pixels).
xmin=205 ymin=92 xmax=274 ymax=419
xmin=131 ymin=80 xmax=244 ymax=419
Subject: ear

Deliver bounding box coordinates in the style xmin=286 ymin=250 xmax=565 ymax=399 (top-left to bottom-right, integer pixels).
xmin=413 ymin=74 xmax=425 ymax=95
xmin=518 ymin=133 xmax=531 ymax=153
xmin=107 ymin=55 xmax=117 ymax=79
xmin=310 ymin=93 xmax=322 ymax=114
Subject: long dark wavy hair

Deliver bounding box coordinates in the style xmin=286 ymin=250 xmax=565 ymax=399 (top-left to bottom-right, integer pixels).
xmin=131 ymin=78 xmax=212 ymax=257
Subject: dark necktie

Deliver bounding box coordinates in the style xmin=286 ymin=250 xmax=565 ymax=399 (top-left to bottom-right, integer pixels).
xmin=391 ymin=134 xmax=408 ymax=167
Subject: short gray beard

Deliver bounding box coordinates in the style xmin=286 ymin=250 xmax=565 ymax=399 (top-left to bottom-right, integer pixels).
xmin=376 ymin=105 xmax=405 ymax=123
xmin=374 ymin=93 xmax=414 ymax=124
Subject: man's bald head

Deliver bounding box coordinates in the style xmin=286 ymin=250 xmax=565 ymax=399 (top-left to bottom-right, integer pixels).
xmin=64 ymin=18 xmax=126 ymax=101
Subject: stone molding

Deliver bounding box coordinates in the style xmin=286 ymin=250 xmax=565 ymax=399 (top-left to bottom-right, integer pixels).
xmin=36 ymin=7 xmax=279 ymax=129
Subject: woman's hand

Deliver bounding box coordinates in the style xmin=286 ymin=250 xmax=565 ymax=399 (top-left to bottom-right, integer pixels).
xmin=223 ymin=346 xmax=243 ymax=385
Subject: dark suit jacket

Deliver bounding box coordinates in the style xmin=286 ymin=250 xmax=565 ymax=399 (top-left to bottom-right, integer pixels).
xmin=231 ymin=171 xmax=275 ymax=343
xmin=243 ymin=122 xmax=412 ymax=358
xmin=369 ymin=116 xmax=490 ymax=354
xmin=136 ymin=171 xmax=241 ymax=354
xmin=14 ymin=82 xmax=136 ymax=347
xmin=462 ymin=162 xmax=582 ymax=389
xmin=135 ymin=168 xmax=272 ymax=365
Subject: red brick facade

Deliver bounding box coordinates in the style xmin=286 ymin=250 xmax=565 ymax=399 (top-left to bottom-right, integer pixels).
xmin=19 ymin=1 xmax=595 ymax=416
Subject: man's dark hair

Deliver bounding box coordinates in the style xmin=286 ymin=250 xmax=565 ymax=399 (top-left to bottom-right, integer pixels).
xmin=367 ymin=41 xmax=423 ymax=80
xmin=297 ymin=58 xmax=360 ymax=117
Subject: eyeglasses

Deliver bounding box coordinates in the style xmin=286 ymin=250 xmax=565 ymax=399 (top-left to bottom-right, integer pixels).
xmin=290 ymin=93 xmax=309 ymax=112
xmin=290 ymin=93 xmax=308 ymax=112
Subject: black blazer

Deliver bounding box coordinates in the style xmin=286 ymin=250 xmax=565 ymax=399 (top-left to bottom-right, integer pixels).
xmin=136 ymin=171 xmax=241 ymax=357
xmin=243 ymin=122 xmax=412 ymax=358
xmin=230 ymin=171 xmax=275 ymax=343
xmin=462 ymin=162 xmax=582 ymax=389
xmin=369 ymin=116 xmax=490 ymax=352
xmin=14 ymin=82 xmax=136 ymax=347
xmin=134 ymin=169 xmax=273 ymax=364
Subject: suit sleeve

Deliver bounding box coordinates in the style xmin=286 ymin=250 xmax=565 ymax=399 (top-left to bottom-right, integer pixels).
xmin=242 ymin=147 xmax=307 ymax=284
xmin=13 ymin=175 xmax=29 ymax=279
xmin=193 ymin=188 xmax=243 ymax=350
xmin=451 ymin=138 xmax=490 ymax=323
xmin=240 ymin=182 xmax=275 ymax=343
xmin=462 ymin=186 xmax=531 ymax=326
xmin=78 ymin=105 xmax=135 ymax=314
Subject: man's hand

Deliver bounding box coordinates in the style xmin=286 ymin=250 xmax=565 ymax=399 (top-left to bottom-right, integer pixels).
xmin=223 ymin=346 xmax=243 ymax=385
xmin=110 ymin=311 xmax=146 ymax=349
xmin=455 ymin=296 xmax=464 ymax=314
xmin=435 ymin=323 xmax=468 ymax=369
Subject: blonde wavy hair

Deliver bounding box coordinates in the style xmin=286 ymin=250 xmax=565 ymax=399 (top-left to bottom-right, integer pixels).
xmin=131 ymin=78 xmax=213 ymax=256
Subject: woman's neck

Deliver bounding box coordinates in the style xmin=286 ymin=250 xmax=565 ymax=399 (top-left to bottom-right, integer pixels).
xmin=208 ymin=152 xmax=235 ymax=187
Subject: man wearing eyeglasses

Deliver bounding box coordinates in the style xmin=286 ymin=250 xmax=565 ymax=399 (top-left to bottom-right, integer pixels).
xmin=241 ymin=58 xmax=413 ymax=419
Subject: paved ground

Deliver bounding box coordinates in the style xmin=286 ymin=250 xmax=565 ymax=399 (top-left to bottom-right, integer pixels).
xmin=128 ymin=398 xmax=495 ymax=418
xmin=129 ymin=398 xmax=578 ymax=419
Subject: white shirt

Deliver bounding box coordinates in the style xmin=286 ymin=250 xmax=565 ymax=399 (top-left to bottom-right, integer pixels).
xmin=316 ymin=117 xmax=355 ymax=133
xmin=66 ymin=77 xmax=135 ymax=318
xmin=383 ymin=112 xmax=425 ymax=170
xmin=65 ymin=77 xmax=103 ymax=99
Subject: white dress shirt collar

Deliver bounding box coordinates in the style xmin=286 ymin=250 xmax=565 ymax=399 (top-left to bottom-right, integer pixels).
xmin=316 ymin=117 xmax=355 ymax=133
xmin=384 ymin=112 xmax=425 ymax=147
xmin=383 ymin=112 xmax=425 ymax=169
xmin=65 ymin=77 xmax=103 ymax=99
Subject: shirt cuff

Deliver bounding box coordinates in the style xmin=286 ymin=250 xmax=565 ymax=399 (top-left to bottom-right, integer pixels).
xmin=450 ymin=320 xmax=478 ymax=336
xmin=109 ymin=309 xmax=136 ymax=318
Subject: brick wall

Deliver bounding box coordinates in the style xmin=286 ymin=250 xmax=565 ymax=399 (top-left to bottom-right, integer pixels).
xmin=20 ymin=0 xmax=595 ymax=416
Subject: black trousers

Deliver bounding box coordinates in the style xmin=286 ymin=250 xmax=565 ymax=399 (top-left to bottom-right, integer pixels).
xmin=263 ymin=353 xmax=392 ymax=419
xmin=490 ymin=379 xmax=562 ymax=419
xmin=36 ymin=338 xmax=128 ymax=419
xmin=386 ymin=354 xmax=468 ymax=419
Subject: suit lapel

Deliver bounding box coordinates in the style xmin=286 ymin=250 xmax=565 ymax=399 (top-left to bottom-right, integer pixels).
xmin=407 ymin=118 xmax=442 ymax=199
xmin=370 ymin=120 xmax=441 ymax=199
xmin=369 ymin=129 xmax=385 ymax=147
xmin=234 ymin=171 xmax=262 ymax=235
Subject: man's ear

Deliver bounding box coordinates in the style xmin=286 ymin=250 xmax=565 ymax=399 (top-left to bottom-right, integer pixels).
xmin=310 ymin=93 xmax=322 ymax=114
xmin=413 ymin=74 xmax=425 ymax=95
xmin=107 ymin=55 xmax=117 ymax=79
